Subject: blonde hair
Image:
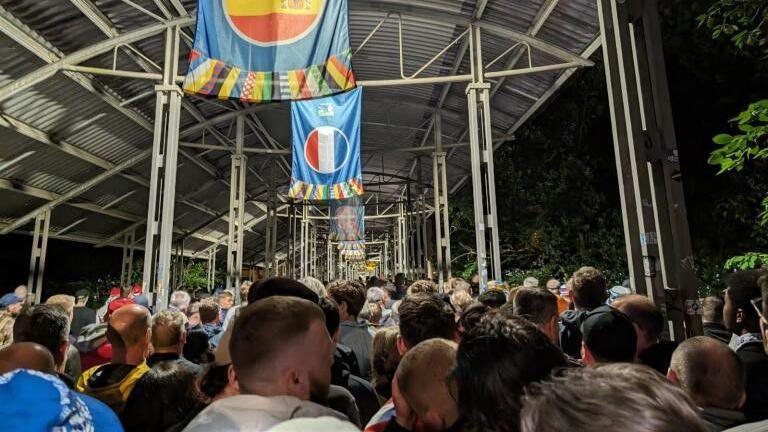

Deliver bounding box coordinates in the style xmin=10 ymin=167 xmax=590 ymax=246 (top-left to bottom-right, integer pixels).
xmin=46 ymin=294 xmax=75 ymax=319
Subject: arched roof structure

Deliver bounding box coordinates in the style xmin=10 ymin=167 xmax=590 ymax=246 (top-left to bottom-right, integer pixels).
xmin=0 ymin=0 xmax=600 ymax=269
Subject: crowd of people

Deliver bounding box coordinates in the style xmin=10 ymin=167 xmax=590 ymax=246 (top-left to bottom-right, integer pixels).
xmin=0 ymin=266 xmax=767 ymax=432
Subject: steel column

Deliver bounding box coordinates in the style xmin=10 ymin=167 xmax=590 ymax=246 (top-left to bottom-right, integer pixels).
xmin=432 ymin=114 xmax=453 ymax=289
xmin=466 ymin=24 xmax=502 ymax=291
xmin=120 ymin=228 xmax=135 ymax=288
xmin=597 ymin=0 xmax=700 ymax=338
xmin=27 ymin=209 xmax=50 ymax=304
xmin=207 ymin=246 xmax=216 ymax=291
xmin=226 ymin=116 xmax=247 ymax=301
xmin=142 ymin=26 xmax=182 ymax=311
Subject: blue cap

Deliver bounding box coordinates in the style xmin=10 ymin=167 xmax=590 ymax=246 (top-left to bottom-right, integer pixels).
xmin=132 ymin=294 xmax=150 ymax=309
xmin=0 ymin=293 xmax=23 ymax=307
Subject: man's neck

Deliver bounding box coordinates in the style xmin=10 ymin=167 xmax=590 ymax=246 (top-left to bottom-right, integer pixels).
xmin=151 ymin=347 xmax=182 ymax=356
xmin=113 ymin=347 xmax=146 ymax=366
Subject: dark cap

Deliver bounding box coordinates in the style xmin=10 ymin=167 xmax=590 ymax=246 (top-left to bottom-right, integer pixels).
xmin=581 ymin=305 xmax=637 ymax=362
xmin=74 ymin=289 xmax=90 ymax=298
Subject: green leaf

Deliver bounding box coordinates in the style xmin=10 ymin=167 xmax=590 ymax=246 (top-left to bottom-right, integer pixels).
xmin=713 ymin=134 xmax=734 ymax=144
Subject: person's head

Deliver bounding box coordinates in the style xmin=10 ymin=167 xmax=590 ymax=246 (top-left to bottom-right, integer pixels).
xmin=394 ymin=273 xmax=407 ymax=288
xmin=545 ymin=279 xmax=560 ymax=295
xmin=0 ymin=294 xmax=24 ymax=315
xmin=367 ymin=287 xmax=385 ymax=304
xmin=396 ymin=339 xmax=459 ymax=430
xmin=398 ymin=294 xmax=456 ymax=353
xmin=0 ymin=342 xmax=56 ymax=374
xmin=45 ymin=295 xmax=74 ymax=322
xmin=449 ymin=290 xmax=473 ymax=317
xmin=183 ymin=329 xmax=213 ymax=365
xmin=520 ymin=363 xmax=707 ymax=432
xmin=372 ymin=327 xmax=400 ymax=400
xmin=217 ymin=290 xmax=235 ymax=311
xmin=170 ymin=290 xmax=192 ymax=312
xmin=122 ymin=361 xmax=206 ymax=431
xmin=74 ymin=289 xmax=90 ymax=307
xmin=478 ymin=290 xmax=507 ymax=309
xmin=152 ymin=310 xmax=187 ymax=354
xmin=0 ymin=313 xmax=14 ymax=349
xmin=455 ymin=314 xmax=566 ymax=432
xmin=249 ymin=277 xmax=319 ymax=305
xmin=511 ymin=288 xmax=559 ymax=344
xmin=612 ymin=294 xmax=664 ymax=354
xmin=239 ymin=281 xmax=253 ymax=304
xmin=365 ymin=302 xmax=383 ymax=325
xmin=299 ymin=277 xmax=327 ymax=298
xmin=231 ymin=296 xmax=333 ymax=404
xmin=13 ymin=285 xmax=27 ymax=299
xmin=723 ymin=270 xmax=762 ymax=334
xmin=581 ymin=305 xmax=637 ymax=365
xmin=186 ymin=302 xmax=201 ymax=327
xmin=668 ymin=336 xmax=745 ymax=410
xmin=328 ymin=280 xmax=366 ymax=321
xmin=457 ymin=303 xmax=490 ymax=337
xmin=198 ymin=299 xmax=221 ymax=325
xmin=317 ymin=296 xmax=341 ymax=343
xmin=107 ymin=304 xmax=151 ymax=365
xmin=12 ymin=304 xmax=70 ymax=371
xmin=523 ymin=277 xmax=539 ymax=289
xmin=701 ymin=295 xmax=724 ymax=324
xmin=567 ymin=267 xmax=608 ymax=310
xmin=407 ymin=280 xmax=437 ymax=296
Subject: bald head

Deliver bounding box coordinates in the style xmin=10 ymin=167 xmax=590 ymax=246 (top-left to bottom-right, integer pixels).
xmin=613 ymin=295 xmax=664 ymax=351
xmin=108 ymin=304 xmax=151 ymax=365
xmin=0 ymin=342 xmax=55 ymax=375
xmin=669 ymin=336 xmax=745 ymax=410
xmin=396 ymin=338 xmax=459 ymax=430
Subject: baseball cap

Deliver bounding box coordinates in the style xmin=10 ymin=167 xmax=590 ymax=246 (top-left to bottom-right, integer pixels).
xmin=105 ymin=297 xmax=134 ymax=321
xmin=0 ymin=293 xmax=23 ymax=308
xmin=75 ymin=289 xmax=91 ymax=298
xmin=581 ymin=305 xmax=637 ymax=362
xmin=131 ymin=284 xmax=143 ymax=296
xmin=109 ymin=287 xmax=121 ymax=297
xmin=132 ymin=295 xmax=150 ymax=309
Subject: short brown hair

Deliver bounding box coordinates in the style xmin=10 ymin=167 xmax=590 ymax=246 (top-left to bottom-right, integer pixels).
xmin=613 ymin=295 xmax=664 ymax=343
xmin=569 ymin=267 xmax=607 ymax=309
xmin=396 ymin=338 xmax=457 ymax=416
xmin=198 ymin=299 xmax=220 ymax=323
xmin=372 ymin=327 xmax=400 ymax=399
xmin=512 ymin=288 xmax=557 ymax=325
xmin=328 ymin=280 xmax=366 ymax=317
xmin=670 ymin=336 xmax=745 ymax=410
xmin=521 ymin=364 xmax=707 ymax=432
xmin=407 ymin=280 xmax=437 ymax=296
xmin=152 ymin=310 xmax=186 ymax=349
xmin=240 ymin=281 xmax=252 ymax=302
xmin=230 ymin=296 xmax=325 ymax=391
xmin=399 ymin=294 xmax=455 ymax=348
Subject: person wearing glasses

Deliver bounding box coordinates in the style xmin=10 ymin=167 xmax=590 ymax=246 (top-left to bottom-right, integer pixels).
xmin=723 ymin=270 xmax=768 ymax=422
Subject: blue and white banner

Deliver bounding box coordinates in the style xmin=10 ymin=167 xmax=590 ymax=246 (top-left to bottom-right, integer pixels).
xmin=182 ymin=0 xmax=356 ymax=102
xmin=289 ymin=87 xmax=363 ymax=200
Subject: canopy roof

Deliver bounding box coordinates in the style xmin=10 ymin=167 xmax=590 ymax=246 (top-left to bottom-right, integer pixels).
xmin=0 ymin=0 xmax=600 ymax=265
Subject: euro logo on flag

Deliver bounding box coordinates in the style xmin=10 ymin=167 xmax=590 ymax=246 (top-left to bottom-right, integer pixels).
xmin=289 ymin=87 xmax=363 ymax=200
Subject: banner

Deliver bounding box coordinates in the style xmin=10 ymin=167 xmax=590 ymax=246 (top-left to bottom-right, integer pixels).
xmin=329 ymin=196 xmax=364 ymax=241
xmin=289 ymin=88 xmax=363 ymax=199
xmin=183 ymin=0 xmax=356 ymax=103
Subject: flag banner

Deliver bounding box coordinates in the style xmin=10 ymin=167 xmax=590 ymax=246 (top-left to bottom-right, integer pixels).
xmin=183 ymin=0 xmax=356 ymax=103
xmin=329 ymin=196 xmax=364 ymax=241
xmin=290 ymin=88 xmax=363 ymax=199
xmin=337 ymin=240 xmax=365 ymax=250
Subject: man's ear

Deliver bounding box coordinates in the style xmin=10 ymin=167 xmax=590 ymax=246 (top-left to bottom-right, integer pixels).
xmin=667 ymin=368 xmax=678 ymax=384
xmin=285 ymin=367 xmax=310 ymax=400
xmin=396 ymin=335 xmax=407 ymax=356
xmin=736 ymin=308 xmax=745 ymax=324
xmin=227 ymin=364 xmax=239 ymax=390
xmin=581 ymin=342 xmax=594 ymax=365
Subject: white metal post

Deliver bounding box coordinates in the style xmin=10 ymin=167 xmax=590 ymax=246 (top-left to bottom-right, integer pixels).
xmin=142 ymin=26 xmax=182 ymax=311
xmin=207 ymin=246 xmax=216 ymax=291
xmin=227 ymin=116 xmax=247 ymax=302
xmin=27 ymin=209 xmax=50 ymax=304
xmin=120 ymin=228 xmax=135 ymax=288
xmin=466 ymin=24 xmax=502 ymax=291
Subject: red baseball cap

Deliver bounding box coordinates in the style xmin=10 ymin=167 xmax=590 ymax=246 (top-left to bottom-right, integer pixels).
xmin=131 ymin=284 xmax=143 ymax=295
xmin=105 ymin=297 xmax=134 ymax=321
xmin=109 ymin=287 xmax=121 ymax=297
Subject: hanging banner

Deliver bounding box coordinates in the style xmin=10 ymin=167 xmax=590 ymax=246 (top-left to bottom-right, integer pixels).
xmin=329 ymin=196 xmax=364 ymax=241
xmin=289 ymin=88 xmax=363 ymax=199
xmin=183 ymin=0 xmax=356 ymax=103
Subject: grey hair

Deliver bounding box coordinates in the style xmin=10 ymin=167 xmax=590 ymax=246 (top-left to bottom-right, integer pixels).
xmin=170 ymin=291 xmax=191 ymax=310
xmin=299 ymin=277 xmax=328 ymax=298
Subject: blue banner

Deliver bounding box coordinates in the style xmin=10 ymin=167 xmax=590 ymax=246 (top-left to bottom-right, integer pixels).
xmin=183 ymin=0 xmax=356 ymax=102
xmin=289 ymin=87 xmax=363 ymax=200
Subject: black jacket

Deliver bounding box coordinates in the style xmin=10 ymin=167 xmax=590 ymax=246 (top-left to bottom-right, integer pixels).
xmin=559 ymin=310 xmax=589 ymax=359
xmin=332 ymin=344 xmax=381 ymax=425
xmin=736 ymin=340 xmax=768 ymax=422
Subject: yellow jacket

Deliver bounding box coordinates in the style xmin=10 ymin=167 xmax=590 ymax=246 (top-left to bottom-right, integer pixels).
xmin=75 ymin=362 xmax=149 ymax=413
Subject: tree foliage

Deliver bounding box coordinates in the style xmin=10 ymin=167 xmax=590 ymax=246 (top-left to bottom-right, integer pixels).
xmin=697 ymin=0 xmax=768 ymax=57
